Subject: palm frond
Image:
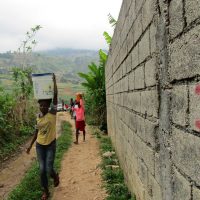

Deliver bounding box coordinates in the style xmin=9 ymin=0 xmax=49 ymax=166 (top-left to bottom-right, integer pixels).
xmin=88 ymin=63 xmax=99 ymax=75
xmin=99 ymin=49 xmax=107 ymax=67
xmin=103 ymin=31 xmax=112 ymax=45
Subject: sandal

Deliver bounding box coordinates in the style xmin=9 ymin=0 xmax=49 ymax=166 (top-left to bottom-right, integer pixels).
xmin=54 ymin=173 xmax=60 ymax=187
xmin=41 ymin=192 xmax=49 ymax=200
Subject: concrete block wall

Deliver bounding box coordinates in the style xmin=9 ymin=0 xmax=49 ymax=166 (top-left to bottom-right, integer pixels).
xmin=105 ymin=0 xmax=200 ymax=199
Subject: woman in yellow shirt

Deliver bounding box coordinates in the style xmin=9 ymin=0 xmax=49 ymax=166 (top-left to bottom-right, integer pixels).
xmin=27 ymin=74 xmax=59 ymax=200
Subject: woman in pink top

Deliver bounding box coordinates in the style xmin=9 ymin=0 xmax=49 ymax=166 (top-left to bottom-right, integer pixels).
xmin=72 ymin=98 xmax=85 ymax=144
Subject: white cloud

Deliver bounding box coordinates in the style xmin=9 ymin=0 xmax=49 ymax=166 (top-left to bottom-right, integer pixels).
xmin=0 ymin=0 xmax=122 ymax=52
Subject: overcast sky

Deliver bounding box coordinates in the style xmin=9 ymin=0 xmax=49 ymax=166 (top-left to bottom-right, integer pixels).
xmin=0 ymin=0 xmax=122 ymax=53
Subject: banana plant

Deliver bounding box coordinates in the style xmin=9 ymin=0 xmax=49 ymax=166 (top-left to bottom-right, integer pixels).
xmin=78 ymin=15 xmax=116 ymax=126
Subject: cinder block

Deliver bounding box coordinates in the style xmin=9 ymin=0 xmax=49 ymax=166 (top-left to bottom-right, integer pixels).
xmin=154 ymin=153 xmax=162 ymax=185
xmin=185 ymin=0 xmax=200 ymax=25
xmin=145 ymin=57 xmax=157 ymax=87
xmin=123 ymin=92 xmax=129 ymax=108
xmin=135 ymin=66 xmax=145 ymax=89
xmin=169 ymin=25 xmax=200 ymax=81
xmin=189 ymin=82 xmax=200 ymax=132
xmin=128 ymin=0 xmax=136 ymax=35
xmin=169 ymin=0 xmax=184 ymax=39
xmin=171 ymin=84 xmax=188 ymax=126
xmin=193 ymin=186 xmax=200 ymax=200
xmin=131 ymin=91 xmax=141 ymax=113
xmin=127 ymin=25 xmax=134 ymax=53
xmin=150 ymin=19 xmax=157 ymax=54
xmin=122 ymin=61 xmax=127 ymax=77
xmin=128 ymin=70 xmax=135 ymax=91
xmin=172 ymin=126 xmax=200 ymax=185
xmin=138 ymin=159 xmax=148 ymax=190
xmin=148 ymin=174 xmax=162 ymax=200
xmin=172 ymin=168 xmax=191 ymax=200
xmin=121 ymin=76 xmax=129 ymax=92
xmin=141 ymin=90 xmax=159 ymax=117
xmin=126 ymin=53 xmax=132 ymax=74
xmin=135 ymin=115 xmax=145 ymax=139
xmin=120 ymin=39 xmax=128 ymax=63
xmin=139 ymin=29 xmax=150 ymax=63
xmin=144 ymin=119 xmax=158 ymax=148
xmin=129 ymin=112 xmax=137 ymax=133
xmin=131 ymin=44 xmax=139 ymax=69
xmin=135 ymin=0 xmax=145 ymax=16
xmin=146 ymin=90 xmax=159 ymax=118
xmin=134 ymin=13 xmax=143 ymax=43
xmin=141 ymin=91 xmax=147 ymax=114
xmin=142 ymin=0 xmax=156 ymax=30
xmin=132 ymin=130 xmax=155 ymax=175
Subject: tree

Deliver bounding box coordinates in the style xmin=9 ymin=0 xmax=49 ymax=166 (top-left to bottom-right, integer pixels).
xmin=12 ymin=25 xmax=42 ymax=98
xmin=15 ymin=25 xmax=42 ymax=69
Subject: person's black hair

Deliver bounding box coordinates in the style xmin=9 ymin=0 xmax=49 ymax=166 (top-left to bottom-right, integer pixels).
xmin=38 ymin=99 xmax=52 ymax=107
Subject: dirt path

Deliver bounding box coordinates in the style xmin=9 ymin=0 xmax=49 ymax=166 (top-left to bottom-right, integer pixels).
xmin=0 ymin=112 xmax=106 ymax=200
xmin=52 ymin=113 xmax=107 ymax=200
xmin=0 ymin=112 xmax=66 ymax=200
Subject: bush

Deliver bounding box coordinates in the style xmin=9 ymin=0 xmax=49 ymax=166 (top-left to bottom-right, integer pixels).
xmin=0 ymin=87 xmax=37 ymax=161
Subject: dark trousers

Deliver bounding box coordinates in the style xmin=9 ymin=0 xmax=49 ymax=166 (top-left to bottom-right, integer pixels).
xmin=36 ymin=140 xmax=57 ymax=189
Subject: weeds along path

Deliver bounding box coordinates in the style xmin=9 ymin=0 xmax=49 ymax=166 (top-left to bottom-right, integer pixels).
xmin=52 ymin=113 xmax=107 ymax=200
xmin=0 ymin=112 xmax=66 ymax=200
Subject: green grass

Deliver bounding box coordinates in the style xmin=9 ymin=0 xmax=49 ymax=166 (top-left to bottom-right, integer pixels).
xmin=0 ymin=126 xmax=34 ymax=162
xmin=7 ymin=121 xmax=72 ymax=200
xmin=93 ymin=130 xmax=136 ymax=200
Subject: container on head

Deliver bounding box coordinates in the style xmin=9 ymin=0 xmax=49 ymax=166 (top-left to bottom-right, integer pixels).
xmin=32 ymin=73 xmax=53 ymax=100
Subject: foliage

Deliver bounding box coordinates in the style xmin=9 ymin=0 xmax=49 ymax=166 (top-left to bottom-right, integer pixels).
xmin=78 ymin=15 xmax=116 ymax=127
xmin=103 ymin=31 xmax=112 ymax=45
xmin=15 ymin=25 xmax=42 ymax=69
xmin=0 ymin=87 xmax=36 ymax=161
xmin=103 ymin=14 xmax=116 ymax=45
xmin=12 ymin=25 xmax=42 ymax=97
xmin=0 ymin=88 xmax=16 ymax=143
xmin=78 ymin=50 xmax=107 ymax=126
xmin=12 ymin=67 xmax=33 ymax=97
xmin=7 ymin=121 xmax=72 ymax=200
xmin=0 ymin=49 xmax=99 ymax=86
xmin=92 ymin=129 xmax=136 ymax=200
xmin=0 ymin=26 xmax=41 ymax=162
xmin=108 ymin=13 xmax=117 ymax=27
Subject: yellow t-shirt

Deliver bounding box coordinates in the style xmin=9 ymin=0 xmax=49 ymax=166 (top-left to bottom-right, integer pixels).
xmin=36 ymin=113 xmax=56 ymax=145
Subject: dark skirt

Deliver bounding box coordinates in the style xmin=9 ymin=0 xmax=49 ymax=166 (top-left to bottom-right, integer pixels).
xmin=76 ymin=120 xmax=85 ymax=131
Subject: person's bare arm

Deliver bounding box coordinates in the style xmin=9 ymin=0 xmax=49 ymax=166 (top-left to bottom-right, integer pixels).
xmin=49 ymin=73 xmax=58 ymax=115
xmin=53 ymin=73 xmax=58 ymax=106
xmin=80 ymin=99 xmax=84 ymax=109
xmin=26 ymin=129 xmax=38 ymax=154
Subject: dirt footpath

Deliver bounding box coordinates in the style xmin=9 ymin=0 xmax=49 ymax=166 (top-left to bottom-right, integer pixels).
xmin=52 ymin=113 xmax=107 ymax=200
xmin=0 ymin=112 xmax=106 ymax=200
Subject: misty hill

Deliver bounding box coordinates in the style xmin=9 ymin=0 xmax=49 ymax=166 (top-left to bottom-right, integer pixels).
xmin=0 ymin=48 xmax=100 ymax=84
xmin=39 ymin=48 xmax=99 ymax=57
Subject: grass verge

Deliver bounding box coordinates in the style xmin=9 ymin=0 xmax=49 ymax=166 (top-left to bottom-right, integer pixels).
xmin=0 ymin=126 xmax=34 ymax=163
xmin=93 ymin=129 xmax=136 ymax=200
xmin=7 ymin=121 xmax=72 ymax=200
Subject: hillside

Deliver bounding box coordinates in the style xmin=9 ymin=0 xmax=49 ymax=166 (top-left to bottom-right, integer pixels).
xmin=0 ymin=48 xmax=99 ymax=84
